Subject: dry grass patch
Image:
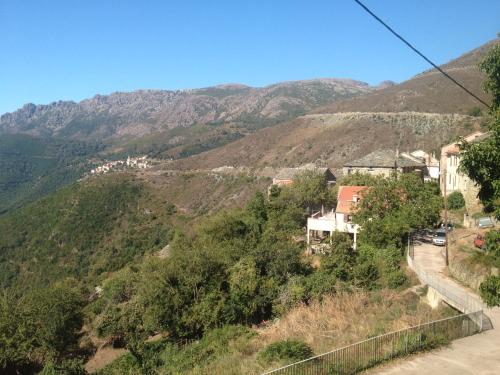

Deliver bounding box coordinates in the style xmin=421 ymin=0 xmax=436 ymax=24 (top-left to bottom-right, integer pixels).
xmin=190 ymin=289 xmax=458 ymax=375
xmin=257 ymin=290 xmax=456 ymax=355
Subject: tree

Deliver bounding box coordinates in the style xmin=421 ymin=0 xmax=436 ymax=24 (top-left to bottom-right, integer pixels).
xmin=320 ymin=232 xmax=355 ymax=281
xmin=23 ymin=284 xmax=84 ymax=361
xmin=227 ymin=257 xmax=261 ymax=323
xmin=0 ymin=291 xmax=36 ymax=372
xmin=355 ymin=174 xmax=442 ymax=247
xmin=447 ymin=191 xmax=465 ymax=210
xmin=0 ymin=284 xmax=84 ymax=373
xmin=479 ymin=41 xmax=500 ymax=110
xmin=459 ymin=41 xmax=500 ymax=217
xmin=480 ymin=276 xmax=500 ymax=307
xmin=275 ymin=170 xmax=336 ymax=213
xmin=459 ymin=113 xmax=500 ymax=216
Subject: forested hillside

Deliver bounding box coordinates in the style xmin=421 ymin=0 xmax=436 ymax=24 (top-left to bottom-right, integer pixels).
xmin=0 ymin=171 xmax=448 ymax=374
xmin=0 ymin=176 xmax=173 ymax=290
xmin=0 ymin=134 xmax=102 ymax=213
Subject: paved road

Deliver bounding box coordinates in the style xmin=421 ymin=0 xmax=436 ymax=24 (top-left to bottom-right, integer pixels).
xmin=370 ymin=239 xmax=500 ymax=375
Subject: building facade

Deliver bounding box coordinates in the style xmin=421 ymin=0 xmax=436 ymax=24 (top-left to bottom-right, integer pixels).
xmin=342 ymin=150 xmax=425 ymax=178
xmin=306 ymin=186 xmax=367 ymax=250
xmin=440 ymin=132 xmax=486 ymax=210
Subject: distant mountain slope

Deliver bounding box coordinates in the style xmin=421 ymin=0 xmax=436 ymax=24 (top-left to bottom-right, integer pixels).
xmin=169 ymin=112 xmax=482 ymax=171
xmin=312 ymin=39 xmax=496 ymax=115
xmin=168 ymin=39 xmax=497 ymax=171
xmin=0 ymin=79 xmax=372 ymax=142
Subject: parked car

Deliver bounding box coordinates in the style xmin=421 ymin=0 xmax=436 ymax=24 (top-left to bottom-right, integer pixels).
xmin=478 ymin=217 xmax=495 ymax=229
xmin=432 ymin=230 xmax=447 ymax=246
xmin=474 ymin=234 xmax=485 ymax=250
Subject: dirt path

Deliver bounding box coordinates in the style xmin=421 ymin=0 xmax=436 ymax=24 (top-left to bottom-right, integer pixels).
xmin=84 ymin=346 xmax=127 ymax=374
xmin=370 ymin=240 xmax=500 ymax=374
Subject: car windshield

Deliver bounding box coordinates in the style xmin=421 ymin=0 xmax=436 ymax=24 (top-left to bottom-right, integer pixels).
xmin=436 ymin=232 xmax=446 ymax=238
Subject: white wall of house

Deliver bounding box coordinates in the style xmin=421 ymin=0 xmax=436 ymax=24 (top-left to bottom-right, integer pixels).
xmin=306 ymin=212 xmax=360 ymax=250
xmin=443 ymin=153 xmax=469 ymax=194
xmin=428 ymin=165 xmax=440 ymax=180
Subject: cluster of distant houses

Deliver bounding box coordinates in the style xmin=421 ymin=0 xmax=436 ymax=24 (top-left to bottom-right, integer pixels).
xmin=90 ymin=155 xmax=150 ymax=175
xmin=270 ymin=131 xmax=487 ymax=251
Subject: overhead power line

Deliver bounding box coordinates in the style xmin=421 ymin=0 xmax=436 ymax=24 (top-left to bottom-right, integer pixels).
xmin=353 ymin=0 xmax=491 ymax=109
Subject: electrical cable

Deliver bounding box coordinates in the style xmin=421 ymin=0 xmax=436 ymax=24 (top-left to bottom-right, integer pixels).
xmin=353 ymin=0 xmax=491 ymax=109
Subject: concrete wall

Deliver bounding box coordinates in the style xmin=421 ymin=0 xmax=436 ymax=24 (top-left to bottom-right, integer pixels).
xmin=307 ymin=217 xmax=335 ymax=232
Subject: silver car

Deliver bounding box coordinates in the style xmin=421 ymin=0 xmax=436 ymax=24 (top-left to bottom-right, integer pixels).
xmin=478 ymin=217 xmax=495 ymax=229
xmin=432 ymin=230 xmax=446 ymax=246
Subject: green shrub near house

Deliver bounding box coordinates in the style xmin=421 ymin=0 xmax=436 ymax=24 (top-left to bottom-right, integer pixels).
xmin=485 ymin=230 xmax=500 ymax=256
xmin=448 ymin=191 xmax=466 ymax=210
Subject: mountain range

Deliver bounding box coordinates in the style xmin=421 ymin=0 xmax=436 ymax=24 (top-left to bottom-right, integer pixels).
xmin=0 ymin=79 xmax=372 ymax=141
xmin=0 ymin=38 xmax=497 ymax=214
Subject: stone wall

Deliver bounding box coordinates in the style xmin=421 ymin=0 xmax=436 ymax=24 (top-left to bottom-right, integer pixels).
xmin=448 ymin=259 xmax=496 ymax=291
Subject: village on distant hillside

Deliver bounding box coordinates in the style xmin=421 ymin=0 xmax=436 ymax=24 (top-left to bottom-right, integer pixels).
xmin=89 ymin=155 xmax=152 ymax=175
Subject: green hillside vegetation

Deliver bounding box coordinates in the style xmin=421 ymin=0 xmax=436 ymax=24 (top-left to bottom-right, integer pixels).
xmin=0 ymin=134 xmax=102 ymax=214
xmin=0 ymin=169 xmax=445 ymax=374
xmin=0 ymin=175 xmax=174 ymax=291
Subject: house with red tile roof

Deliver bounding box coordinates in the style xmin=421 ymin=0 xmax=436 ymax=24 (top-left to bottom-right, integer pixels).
xmin=307 ymin=185 xmax=368 ymax=251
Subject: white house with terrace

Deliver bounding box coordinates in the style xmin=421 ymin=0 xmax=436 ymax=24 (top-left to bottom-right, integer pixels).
xmin=306 ymin=185 xmax=368 ymax=250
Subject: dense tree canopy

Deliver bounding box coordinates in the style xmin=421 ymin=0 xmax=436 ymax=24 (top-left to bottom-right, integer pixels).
xmin=460 ymin=41 xmax=500 ymax=217
xmin=0 ymin=284 xmax=84 ymax=373
xmin=354 ymin=174 xmax=442 ymax=248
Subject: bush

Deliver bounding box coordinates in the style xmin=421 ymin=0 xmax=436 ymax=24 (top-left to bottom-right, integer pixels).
xmin=480 ymin=276 xmax=500 ymax=307
xmin=258 ymin=340 xmax=313 ymax=364
xmin=40 ymin=359 xmax=87 ymax=375
xmin=485 ymin=230 xmax=500 ymax=257
xmin=447 ymin=192 xmax=465 ymax=210
xmin=387 ymin=270 xmax=408 ymax=289
xmin=467 ymin=107 xmax=482 ymax=117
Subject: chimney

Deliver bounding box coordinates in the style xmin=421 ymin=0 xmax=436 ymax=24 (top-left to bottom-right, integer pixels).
xmin=352 ymin=194 xmax=358 ymax=203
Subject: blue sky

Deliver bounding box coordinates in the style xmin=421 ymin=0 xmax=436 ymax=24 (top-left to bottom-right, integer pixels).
xmin=1 ymin=0 xmax=499 ymax=114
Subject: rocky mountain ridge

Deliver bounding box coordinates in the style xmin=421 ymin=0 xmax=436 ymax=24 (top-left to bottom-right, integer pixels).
xmin=0 ymin=78 xmax=372 ymax=141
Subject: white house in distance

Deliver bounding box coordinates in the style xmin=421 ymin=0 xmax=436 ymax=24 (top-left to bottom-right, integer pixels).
xmin=401 ymin=150 xmax=440 ymax=181
xmin=440 ymin=131 xmax=488 ymax=209
xmin=306 ymin=186 xmax=368 ymax=250
xmin=440 ymin=132 xmax=485 ymax=194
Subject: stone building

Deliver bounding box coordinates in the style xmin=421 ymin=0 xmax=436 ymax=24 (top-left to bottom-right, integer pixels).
xmin=343 ymin=150 xmax=425 ymax=178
